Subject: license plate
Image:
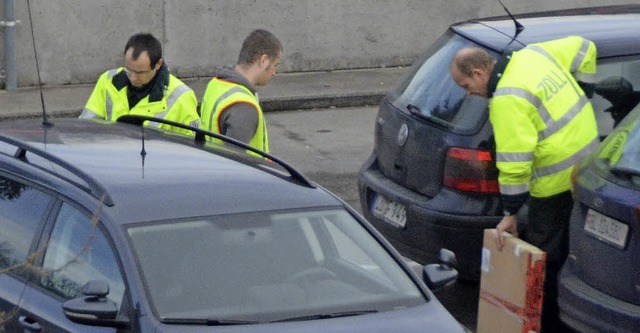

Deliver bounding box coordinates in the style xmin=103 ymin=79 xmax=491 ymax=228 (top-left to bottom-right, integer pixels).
xmin=584 ymin=209 xmax=629 ymax=249
xmin=372 ymin=194 xmax=407 ymax=228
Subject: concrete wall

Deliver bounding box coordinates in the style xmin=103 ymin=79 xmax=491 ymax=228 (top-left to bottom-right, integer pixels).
xmin=0 ymin=0 xmax=633 ymax=88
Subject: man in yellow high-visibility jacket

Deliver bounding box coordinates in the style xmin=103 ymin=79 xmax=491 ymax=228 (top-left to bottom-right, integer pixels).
xmin=199 ymin=29 xmax=282 ymax=153
xmin=80 ymin=33 xmax=199 ymax=136
xmin=451 ymin=36 xmax=599 ymax=332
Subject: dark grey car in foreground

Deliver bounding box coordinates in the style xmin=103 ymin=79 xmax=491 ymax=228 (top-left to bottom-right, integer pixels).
xmin=358 ymin=5 xmax=640 ymax=281
xmin=0 ymin=117 xmax=465 ymax=332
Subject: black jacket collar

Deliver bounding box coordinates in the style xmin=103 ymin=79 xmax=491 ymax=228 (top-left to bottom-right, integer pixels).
xmin=112 ymin=63 xmax=170 ymax=103
xmin=488 ymin=52 xmax=512 ymax=98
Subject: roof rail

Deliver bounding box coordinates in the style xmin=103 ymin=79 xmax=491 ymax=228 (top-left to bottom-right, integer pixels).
xmin=0 ymin=133 xmax=115 ymax=207
xmin=116 ymin=115 xmax=317 ymax=189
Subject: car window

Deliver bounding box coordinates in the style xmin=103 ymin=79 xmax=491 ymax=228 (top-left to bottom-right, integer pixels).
xmin=392 ymin=35 xmax=640 ymax=137
xmin=0 ymin=175 xmax=52 ymax=277
xmin=590 ymin=56 xmax=640 ymax=136
xmin=39 ymin=203 xmax=125 ymax=307
xmin=390 ymin=32 xmax=496 ymax=133
xmin=127 ymin=209 xmax=424 ymax=323
xmin=590 ymin=104 xmax=640 ymax=189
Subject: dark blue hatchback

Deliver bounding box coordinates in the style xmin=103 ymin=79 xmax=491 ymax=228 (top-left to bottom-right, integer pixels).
xmin=358 ymin=5 xmax=640 ymax=281
xmin=558 ymin=105 xmax=640 ymax=333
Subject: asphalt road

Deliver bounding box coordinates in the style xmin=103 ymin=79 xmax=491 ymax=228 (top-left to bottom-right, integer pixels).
xmin=266 ymin=106 xmax=479 ymax=332
xmin=266 ymin=106 xmax=374 ymax=210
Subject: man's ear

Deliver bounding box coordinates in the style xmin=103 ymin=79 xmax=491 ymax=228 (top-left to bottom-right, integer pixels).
xmin=155 ymin=58 xmax=164 ymax=70
xmin=259 ymin=54 xmax=270 ymax=69
xmin=471 ymin=68 xmax=484 ymax=77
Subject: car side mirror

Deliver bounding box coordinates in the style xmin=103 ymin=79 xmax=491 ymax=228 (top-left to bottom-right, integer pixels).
xmin=424 ymin=248 xmax=458 ymax=290
xmin=62 ymin=280 xmax=129 ymax=328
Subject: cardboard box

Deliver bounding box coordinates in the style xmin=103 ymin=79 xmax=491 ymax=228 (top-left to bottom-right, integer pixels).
xmin=476 ymin=229 xmax=546 ymax=333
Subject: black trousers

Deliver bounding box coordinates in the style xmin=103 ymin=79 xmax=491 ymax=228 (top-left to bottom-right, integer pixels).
xmin=524 ymin=191 xmax=575 ymax=333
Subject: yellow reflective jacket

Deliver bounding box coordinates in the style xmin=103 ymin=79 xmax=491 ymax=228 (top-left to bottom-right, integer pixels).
xmin=490 ymin=36 xmax=600 ymax=198
xmin=80 ymin=66 xmax=199 ymax=136
xmin=199 ymin=77 xmax=269 ymax=153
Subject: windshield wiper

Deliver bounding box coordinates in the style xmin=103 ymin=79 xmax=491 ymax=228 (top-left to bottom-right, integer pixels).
xmin=162 ymin=318 xmax=259 ymax=326
xmin=271 ymin=309 xmax=379 ymax=323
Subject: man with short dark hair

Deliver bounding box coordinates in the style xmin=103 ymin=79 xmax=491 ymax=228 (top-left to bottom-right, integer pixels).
xmin=81 ymin=33 xmax=199 ymax=136
xmin=199 ymin=29 xmax=283 ymax=152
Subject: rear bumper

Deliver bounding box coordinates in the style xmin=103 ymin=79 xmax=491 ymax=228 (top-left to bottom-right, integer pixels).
xmin=358 ymin=158 xmax=501 ymax=281
xmin=558 ymin=264 xmax=640 ymax=333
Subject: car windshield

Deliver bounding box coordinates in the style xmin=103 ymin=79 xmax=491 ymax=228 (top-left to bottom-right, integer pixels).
xmin=389 ymin=32 xmax=497 ymax=132
xmin=126 ymin=208 xmax=425 ymax=323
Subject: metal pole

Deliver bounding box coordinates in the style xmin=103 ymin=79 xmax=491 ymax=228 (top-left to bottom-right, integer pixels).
xmin=3 ymin=0 xmax=17 ymax=91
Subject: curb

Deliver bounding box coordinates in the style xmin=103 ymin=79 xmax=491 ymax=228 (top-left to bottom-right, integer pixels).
xmin=261 ymin=92 xmax=385 ymax=112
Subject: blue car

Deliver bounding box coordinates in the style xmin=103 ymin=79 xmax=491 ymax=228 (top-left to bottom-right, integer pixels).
xmin=357 ymin=4 xmax=640 ymax=281
xmin=558 ymin=104 xmax=640 ymax=333
xmin=0 ymin=117 xmax=466 ymax=332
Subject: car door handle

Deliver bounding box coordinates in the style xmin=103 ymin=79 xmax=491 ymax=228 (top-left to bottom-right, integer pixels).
xmin=18 ymin=315 xmax=42 ymax=332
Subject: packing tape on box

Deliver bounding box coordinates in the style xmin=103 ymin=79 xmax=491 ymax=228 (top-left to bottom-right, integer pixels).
xmin=481 ymin=247 xmax=491 ymax=272
xmin=479 ymin=252 xmax=547 ymax=333
xmin=481 ymin=244 xmax=523 ymax=272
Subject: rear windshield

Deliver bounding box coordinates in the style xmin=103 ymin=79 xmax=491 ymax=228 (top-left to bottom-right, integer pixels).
xmin=390 ymin=32 xmax=640 ymax=138
xmin=389 ymin=32 xmax=497 ymax=133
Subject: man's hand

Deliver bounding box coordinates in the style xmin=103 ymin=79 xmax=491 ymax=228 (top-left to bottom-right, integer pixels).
xmin=495 ymin=214 xmax=518 ymax=250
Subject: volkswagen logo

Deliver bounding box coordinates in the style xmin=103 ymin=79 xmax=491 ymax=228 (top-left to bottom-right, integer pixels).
xmin=593 ymin=197 xmax=604 ymax=208
xmin=397 ymin=124 xmax=409 ymax=147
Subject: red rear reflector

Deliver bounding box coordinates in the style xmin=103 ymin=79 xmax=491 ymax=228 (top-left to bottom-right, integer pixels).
xmin=447 ymin=147 xmax=493 ymax=161
xmin=443 ymin=147 xmax=499 ymax=193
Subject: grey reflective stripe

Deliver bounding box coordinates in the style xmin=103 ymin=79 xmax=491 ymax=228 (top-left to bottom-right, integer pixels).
xmin=500 ymin=183 xmax=530 ymax=195
xmin=107 ymin=68 xmax=119 ymax=79
xmin=105 ymin=92 xmax=113 ymax=121
xmin=527 ymin=45 xmax=556 ymax=67
xmin=146 ymin=84 xmax=192 ymax=129
xmin=527 ymin=45 xmax=580 ymax=96
xmin=494 ymin=87 xmax=552 ymax=124
xmin=147 ymin=119 xmax=161 ymax=128
xmin=496 ymin=151 xmax=534 ymax=163
xmin=532 ymin=137 xmax=600 ymax=180
xmin=574 ymin=72 xmax=596 ymax=84
xmin=207 ymin=86 xmax=253 ymax=132
xmin=166 ymin=84 xmax=191 ymax=113
xmin=101 ymin=69 xmax=120 ymax=121
xmin=539 ymin=95 xmax=590 ymax=141
xmin=79 ymin=108 xmax=101 ymax=119
xmin=570 ymin=38 xmax=591 ymax=74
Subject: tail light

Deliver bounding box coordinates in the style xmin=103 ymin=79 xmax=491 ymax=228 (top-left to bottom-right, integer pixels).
xmin=443 ymin=147 xmax=499 ymax=193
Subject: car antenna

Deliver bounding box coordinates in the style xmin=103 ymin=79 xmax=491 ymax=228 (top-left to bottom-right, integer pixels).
xmin=497 ymin=0 xmax=524 ymax=52
xmin=26 ymin=0 xmax=51 ymax=127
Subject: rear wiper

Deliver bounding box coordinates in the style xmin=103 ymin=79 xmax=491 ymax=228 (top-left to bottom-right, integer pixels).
xmin=272 ymin=309 xmax=378 ymax=323
xmin=407 ymin=104 xmax=451 ymax=128
xmin=407 ymin=104 xmax=429 ymax=120
xmin=162 ymin=318 xmax=259 ymax=326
